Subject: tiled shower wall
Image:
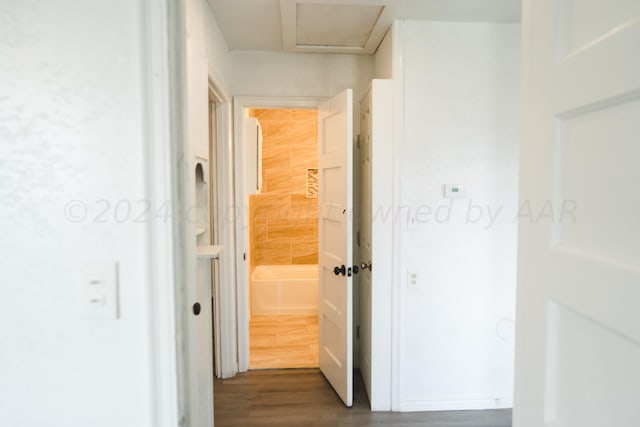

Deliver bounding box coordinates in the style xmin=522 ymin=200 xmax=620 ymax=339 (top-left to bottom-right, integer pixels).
xmin=248 ymin=109 xmax=318 ymax=269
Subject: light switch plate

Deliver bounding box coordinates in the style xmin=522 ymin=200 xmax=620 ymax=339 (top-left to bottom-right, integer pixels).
xmin=79 ymin=261 xmax=120 ymax=319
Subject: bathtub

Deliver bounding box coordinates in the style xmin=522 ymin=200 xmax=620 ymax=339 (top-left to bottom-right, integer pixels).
xmin=250 ymin=264 xmax=318 ymax=315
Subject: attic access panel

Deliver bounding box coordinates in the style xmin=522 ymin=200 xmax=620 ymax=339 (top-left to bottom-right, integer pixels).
xmin=280 ymin=0 xmax=392 ymax=54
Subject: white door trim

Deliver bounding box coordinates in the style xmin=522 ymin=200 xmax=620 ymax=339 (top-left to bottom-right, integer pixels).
xmin=207 ymin=74 xmax=236 ymax=380
xmin=233 ymin=96 xmax=326 ymax=372
xmin=141 ymin=0 xmax=186 ymax=424
xmin=390 ymin=19 xmax=405 ymax=412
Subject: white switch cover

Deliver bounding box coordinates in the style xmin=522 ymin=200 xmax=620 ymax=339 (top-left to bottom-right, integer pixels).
xmin=80 ymin=261 xmax=120 ymax=319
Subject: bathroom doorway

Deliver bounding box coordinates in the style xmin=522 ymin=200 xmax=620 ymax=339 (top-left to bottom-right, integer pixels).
xmin=245 ymin=108 xmax=320 ymax=369
xmin=232 ymin=92 xmax=361 ymax=407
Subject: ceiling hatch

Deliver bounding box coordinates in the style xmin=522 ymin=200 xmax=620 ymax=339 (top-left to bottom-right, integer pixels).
xmin=280 ymin=0 xmax=392 ymax=54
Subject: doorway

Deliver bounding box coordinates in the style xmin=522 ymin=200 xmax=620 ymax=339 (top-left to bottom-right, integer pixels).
xmin=208 ymin=89 xmax=222 ymax=377
xmin=230 ymin=92 xmax=364 ymax=408
xmin=233 ymin=97 xmax=326 ymax=373
xmin=244 ymin=108 xmax=320 ymax=370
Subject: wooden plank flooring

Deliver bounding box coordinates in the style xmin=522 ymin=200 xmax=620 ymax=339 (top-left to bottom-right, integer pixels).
xmin=250 ymin=314 xmax=319 ymax=369
xmin=214 ymin=369 xmax=512 ymax=427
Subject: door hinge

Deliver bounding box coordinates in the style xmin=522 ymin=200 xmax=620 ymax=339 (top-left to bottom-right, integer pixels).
xmin=356 ymin=230 xmax=360 ymax=247
xmin=356 ymin=134 xmax=361 ymax=148
xmin=356 ymin=325 xmax=360 ymax=339
xmin=243 ymin=252 xmax=246 ymax=261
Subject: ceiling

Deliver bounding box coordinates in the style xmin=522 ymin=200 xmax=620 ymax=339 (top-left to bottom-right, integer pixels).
xmin=207 ymin=0 xmax=521 ymax=54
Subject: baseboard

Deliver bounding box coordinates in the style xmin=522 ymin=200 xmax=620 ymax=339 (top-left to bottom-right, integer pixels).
xmin=397 ymin=394 xmax=513 ymax=412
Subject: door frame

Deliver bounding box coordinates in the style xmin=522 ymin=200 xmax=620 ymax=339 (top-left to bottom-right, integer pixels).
xmin=233 ymin=96 xmax=326 ymax=372
xmin=142 ymin=0 xmax=187 ymax=424
xmin=207 ymin=73 xmax=234 ymax=380
xmin=389 ymin=20 xmax=405 ymax=412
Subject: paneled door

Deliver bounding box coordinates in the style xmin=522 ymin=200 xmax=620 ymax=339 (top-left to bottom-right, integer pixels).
xmin=515 ymin=1 xmax=640 ymax=426
xmin=318 ymin=88 xmax=354 ymax=407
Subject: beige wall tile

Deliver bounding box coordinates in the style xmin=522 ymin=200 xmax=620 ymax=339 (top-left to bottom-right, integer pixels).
xmin=290 ymin=195 xmax=318 ymax=219
xmin=266 ymin=218 xmax=295 ymax=241
xmin=256 ymin=239 xmax=290 ymax=251
xmin=291 ymin=109 xmax=318 ymax=121
xmin=255 ymin=247 xmax=292 ymax=265
xmin=253 ymin=194 xmax=290 ymax=219
xmin=252 ymin=219 xmax=267 ymax=243
xmin=249 ymin=108 xmax=319 ymax=266
xmin=250 ymin=108 xmax=292 ymax=121
xmin=264 ymin=169 xmax=294 ymax=194
xmin=293 ymin=219 xmax=317 ymax=241
xmin=292 ymin=239 xmax=318 ymax=264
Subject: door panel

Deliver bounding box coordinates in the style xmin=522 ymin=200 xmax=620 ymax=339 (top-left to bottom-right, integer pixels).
xmin=318 ymin=89 xmax=353 ymax=407
xmin=358 ymin=80 xmax=393 ymax=411
xmin=515 ymin=1 xmax=640 ymax=426
xmin=359 ymin=89 xmax=373 ymax=403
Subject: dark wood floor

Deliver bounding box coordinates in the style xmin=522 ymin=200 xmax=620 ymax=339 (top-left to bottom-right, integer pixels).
xmin=213 ymin=369 xmax=512 ymax=427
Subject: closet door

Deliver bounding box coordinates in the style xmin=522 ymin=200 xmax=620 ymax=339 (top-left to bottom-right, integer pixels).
xmin=359 ymin=79 xmax=393 ymax=411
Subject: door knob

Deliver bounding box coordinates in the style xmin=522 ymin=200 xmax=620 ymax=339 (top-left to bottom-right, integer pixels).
xmin=352 ymin=265 xmax=359 ymax=274
xmin=360 ymin=261 xmax=372 ymax=271
xmin=333 ymin=265 xmax=346 ymax=276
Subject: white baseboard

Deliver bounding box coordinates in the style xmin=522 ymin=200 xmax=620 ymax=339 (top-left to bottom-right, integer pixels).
xmin=397 ymin=395 xmax=513 ymax=412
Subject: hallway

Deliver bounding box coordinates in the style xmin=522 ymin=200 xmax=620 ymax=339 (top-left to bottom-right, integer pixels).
xmin=213 ymin=369 xmax=512 ymax=427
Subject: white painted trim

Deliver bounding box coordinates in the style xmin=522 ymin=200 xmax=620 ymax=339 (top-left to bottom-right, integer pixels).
xmin=390 ymin=19 xmax=404 ymax=412
xmin=368 ymin=79 xmax=394 ymax=411
xmin=141 ymin=0 xmax=185 ymax=424
xmin=233 ymin=96 xmax=326 ymax=372
xmin=279 ymin=0 xmax=393 ymax=54
xmin=207 ymin=73 xmax=238 ymax=380
xmin=208 ymin=64 xmax=230 ymax=103
xmin=207 ymin=75 xmax=233 ymax=381
xmin=397 ymin=395 xmax=514 ymax=412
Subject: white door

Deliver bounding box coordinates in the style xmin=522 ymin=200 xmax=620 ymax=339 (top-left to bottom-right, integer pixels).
xmin=515 ymin=1 xmax=640 ymax=426
xmin=358 ymin=80 xmax=393 ymax=411
xmin=318 ymin=88 xmax=354 ymax=407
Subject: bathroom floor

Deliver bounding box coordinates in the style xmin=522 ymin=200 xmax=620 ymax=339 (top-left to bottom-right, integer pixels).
xmin=249 ymin=314 xmax=319 ymax=369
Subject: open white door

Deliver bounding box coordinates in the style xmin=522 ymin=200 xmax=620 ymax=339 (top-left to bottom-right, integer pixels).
xmin=515 ymin=1 xmax=640 ymax=426
xmin=318 ymin=88 xmax=354 ymax=407
xmin=359 ymin=80 xmax=393 ymax=411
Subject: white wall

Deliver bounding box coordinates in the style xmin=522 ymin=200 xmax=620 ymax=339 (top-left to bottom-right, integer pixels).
xmin=395 ymin=20 xmax=520 ymax=411
xmin=186 ymin=0 xmax=232 ymax=158
xmin=229 ymin=51 xmax=373 ymax=101
xmin=0 ymin=1 xmax=159 ymax=426
xmin=374 ymin=28 xmax=393 ymax=79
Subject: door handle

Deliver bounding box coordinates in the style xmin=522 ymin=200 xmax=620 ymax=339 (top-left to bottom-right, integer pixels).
xmin=333 ymin=265 xmax=346 ymax=276
xmin=352 ymin=265 xmax=359 ymax=274
xmin=360 ymin=261 xmax=372 ymax=271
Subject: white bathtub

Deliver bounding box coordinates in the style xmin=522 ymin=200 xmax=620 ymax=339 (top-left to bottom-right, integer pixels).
xmin=250 ymin=264 xmax=318 ymax=315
